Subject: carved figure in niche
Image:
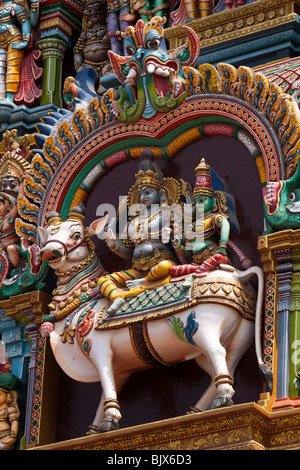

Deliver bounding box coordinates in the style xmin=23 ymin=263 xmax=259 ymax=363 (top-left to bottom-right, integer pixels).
xmin=0 ymin=192 xmax=21 ymax=269
xmin=170 ymin=158 xmax=230 ymax=279
xmin=0 ymin=374 xmax=20 ymax=450
xmin=74 ymin=0 xmax=110 ymax=73
xmin=0 ymin=0 xmax=39 ymax=102
xmin=0 ymin=132 xmax=31 ymax=270
xmin=98 ymin=149 xmax=184 ymax=314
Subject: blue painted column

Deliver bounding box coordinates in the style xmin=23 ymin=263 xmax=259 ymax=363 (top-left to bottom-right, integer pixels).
xmin=275 ymin=249 xmax=293 ymax=398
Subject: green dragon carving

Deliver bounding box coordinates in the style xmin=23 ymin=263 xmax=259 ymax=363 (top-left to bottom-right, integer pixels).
xmin=263 ymin=163 xmax=300 ymax=234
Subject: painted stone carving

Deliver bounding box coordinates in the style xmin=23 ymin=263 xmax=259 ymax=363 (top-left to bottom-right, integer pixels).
xmin=0 ymin=346 xmax=21 ymax=450
xmin=170 ymin=0 xmax=257 ymax=26
xmin=98 ymin=149 xmax=186 ymax=314
xmin=263 ymin=161 xmax=300 ymax=234
xmin=0 ymin=130 xmax=48 ymax=296
xmin=74 ymin=0 xmax=110 ymax=73
xmin=169 ymin=158 xmax=231 ymax=279
xmin=107 ymin=0 xmax=132 ymax=55
xmin=108 ymin=16 xmax=200 ymax=123
xmin=0 ymin=0 xmax=40 ymax=103
xmin=38 ymin=162 xmax=272 ymax=433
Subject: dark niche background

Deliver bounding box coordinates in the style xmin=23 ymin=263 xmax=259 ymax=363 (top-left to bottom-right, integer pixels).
xmin=54 ymin=134 xmax=265 ymax=442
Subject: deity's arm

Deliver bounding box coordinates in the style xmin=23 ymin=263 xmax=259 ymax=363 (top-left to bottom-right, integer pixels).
xmin=0 ymin=406 xmax=19 ymax=447
xmin=214 ymin=214 xmax=230 ymax=255
xmin=11 ymin=6 xmax=31 ymax=49
xmin=108 ymin=239 xmax=133 ymax=261
xmin=74 ymin=32 xmax=86 ymax=70
xmin=29 ymin=0 xmax=39 ymax=27
xmin=106 ymin=224 xmax=133 ymax=261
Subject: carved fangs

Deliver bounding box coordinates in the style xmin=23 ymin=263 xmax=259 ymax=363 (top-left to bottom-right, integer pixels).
xmin=124 ymin=59 xmax=183 ymax=99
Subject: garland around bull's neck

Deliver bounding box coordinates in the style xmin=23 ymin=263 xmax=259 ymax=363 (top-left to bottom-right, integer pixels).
xmin=45 ymin=237 xmax=104 ymax=323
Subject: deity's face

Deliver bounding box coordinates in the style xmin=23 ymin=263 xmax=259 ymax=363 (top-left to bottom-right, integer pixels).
xmin=0 ymin=177 xmax=20 ymax=197
xmin=138 ymin=186 xmax=160 ymax=209
xmin=195 ymin=195 xmax=214 ymax=213
xmin=87 ymin=0 xmax=105 ymax=25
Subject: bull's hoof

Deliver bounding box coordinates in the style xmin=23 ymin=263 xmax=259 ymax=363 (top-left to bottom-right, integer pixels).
xmin=98 ymin=417 xmax=120 ymax=433
xmin=86 ymin=425 xmax=99 ymax=435
xmin=211 ymin=393 xmax=234 ymax=409
xmin=186 ymin=406 xmax=202 ymax=415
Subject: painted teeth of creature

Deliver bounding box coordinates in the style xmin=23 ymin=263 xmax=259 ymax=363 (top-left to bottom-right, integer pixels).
xmin=146 ymin=64 xmax=170 ymax=77
xmin=124 ymin=68 xmax=137 ymax=85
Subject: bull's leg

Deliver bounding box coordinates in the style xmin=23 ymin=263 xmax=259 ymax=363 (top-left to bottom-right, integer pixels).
xmin=191 ymin=355 xmax=221 ymax=411
xmin=225 ymin=319 xmax=255 ymax=389
xmin=192 ymin=332 xmax=235 ymax=409
xmin=90 ymin=373 xmax=130 ymax=432
xmin=90 ymin=350 xmax=123 ymax=432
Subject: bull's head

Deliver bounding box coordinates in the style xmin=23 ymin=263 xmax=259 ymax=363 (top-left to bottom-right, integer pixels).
xmin=108 ymin=16 xmax=200 ymax=123
xmin=38 ymin=203 xmax=108 ymax=274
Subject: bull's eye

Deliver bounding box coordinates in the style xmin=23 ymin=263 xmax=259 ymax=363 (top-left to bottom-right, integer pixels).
xmin=72 ymin=231 xmax=81 ymax=240
xmin=145 ymin=38 xmax=160 ymax=49
xmin=288 ymin=191 xmax=296 ymax=202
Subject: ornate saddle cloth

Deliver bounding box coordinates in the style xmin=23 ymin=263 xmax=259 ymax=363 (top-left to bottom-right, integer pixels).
xmin=95 ymin=276 xmax=256 ymax=331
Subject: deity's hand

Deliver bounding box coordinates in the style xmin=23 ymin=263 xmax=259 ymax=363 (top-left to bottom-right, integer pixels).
xmin=105 ymin=220 xmax=118 ymax=250
xmin=106 ymin=229 xmax=116 ymax=248
xmin=119 ymin=12 xmax=137 ymax=22
xmin=11 ymin=40 xmax=29 ymax=50
xmin=216 ymin=246 xmax=227 ymax=256
xmin=172 ymin=223 xmax=182 ymax=249
xmin=161 ymin=226 xmax=171 ymax=243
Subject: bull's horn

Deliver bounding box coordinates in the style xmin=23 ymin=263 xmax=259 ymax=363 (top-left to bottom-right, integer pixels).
xmin=68 ymin=202 xmax=86 ymax=222
xmin=47 ymin=211 xmax=63 ymax=227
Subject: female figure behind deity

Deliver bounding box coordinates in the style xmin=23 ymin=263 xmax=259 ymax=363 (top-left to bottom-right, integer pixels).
xmin=169 ymin=158 xmax=231 ymax=279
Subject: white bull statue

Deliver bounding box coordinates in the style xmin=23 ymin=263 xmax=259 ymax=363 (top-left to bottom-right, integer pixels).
xmin=38 ymin=204 xmax=272 ymax=434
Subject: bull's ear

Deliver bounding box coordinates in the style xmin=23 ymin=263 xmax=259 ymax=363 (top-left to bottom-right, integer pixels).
xmin=38 ymin=226 xmax=47 ymax=247
xmin=87 ymin=214 xmax=109 ymax=237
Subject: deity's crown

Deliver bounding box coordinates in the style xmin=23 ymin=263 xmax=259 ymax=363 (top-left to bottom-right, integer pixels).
xmin=0 ymin=153 xmax=31 ymax=181
xmin=135 ymin=169 xmax=160 ymax=189
xmin=193 ymin=158 xmax=214 ymax=197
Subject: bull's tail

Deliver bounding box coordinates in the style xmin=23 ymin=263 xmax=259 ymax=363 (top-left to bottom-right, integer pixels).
xmin=235 ymin=265 xmax=273 ymax=394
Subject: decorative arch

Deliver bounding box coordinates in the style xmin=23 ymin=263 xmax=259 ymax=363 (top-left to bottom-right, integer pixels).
xmin=36 ymin=94 xmax=285 ymax=226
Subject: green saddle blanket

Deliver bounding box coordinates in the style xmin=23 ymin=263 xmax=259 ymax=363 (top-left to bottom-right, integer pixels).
xmin=96 ymin=281 xmax=191 ymax=329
